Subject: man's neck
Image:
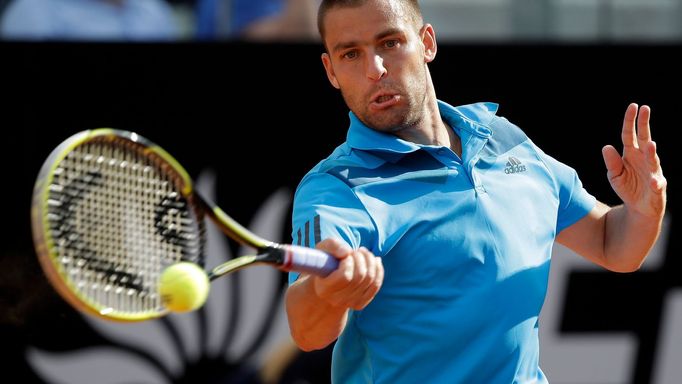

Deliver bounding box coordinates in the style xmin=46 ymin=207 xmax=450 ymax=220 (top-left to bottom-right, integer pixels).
xmin=397 ymin=98 xmax=462 ymax=157
xmin=444 ymin=120 xmax=462 ymax=157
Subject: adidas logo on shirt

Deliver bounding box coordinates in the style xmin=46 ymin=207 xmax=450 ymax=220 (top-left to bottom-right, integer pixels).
xmin=504 ymin=156 xmax=527 ymax=174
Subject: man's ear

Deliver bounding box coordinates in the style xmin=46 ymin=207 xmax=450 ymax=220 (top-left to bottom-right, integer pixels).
xmin=421 ymin=24 xmax=437 ymax=63
xmin=321 ymin=53 xmax=340 ymax=89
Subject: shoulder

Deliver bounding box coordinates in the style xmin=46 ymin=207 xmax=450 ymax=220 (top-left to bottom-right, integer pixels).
xmin=297 ymin=143 xmax=385 ymax=190
xmin=447 ymin=101 xmax=530 ymax=155
xmin=451 ymin=101 xmax=500 ymax=126
xmin=486 ymin=114 xmax=530 ymax=155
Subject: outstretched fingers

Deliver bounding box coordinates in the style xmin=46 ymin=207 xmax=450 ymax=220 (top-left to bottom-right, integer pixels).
xmin=645 ymin=140 xmax=660 ymax=170
xmin=636 ymin=105 xmax=652 ymax=147
xmin=621 ymin=103 xmax=639 ymax=148
xmin=602 ymin=145 xmax=624 ymax=182
xmin=645 ymin=141 xmax=666 ymax=191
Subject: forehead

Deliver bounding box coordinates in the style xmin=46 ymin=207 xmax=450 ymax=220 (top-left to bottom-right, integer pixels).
xmin=323 ymin=1 xmax=415 ymax=46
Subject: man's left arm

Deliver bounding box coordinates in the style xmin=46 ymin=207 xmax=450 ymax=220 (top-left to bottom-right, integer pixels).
xmin=557 ymin=103 xmax=667 ymax=272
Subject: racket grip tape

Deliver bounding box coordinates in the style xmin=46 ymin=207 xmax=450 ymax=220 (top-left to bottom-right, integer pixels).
xmin=279 ymin=244 xmax=339 ymax=277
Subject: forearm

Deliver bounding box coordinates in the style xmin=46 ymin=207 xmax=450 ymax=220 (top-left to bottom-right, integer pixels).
xmin=603 ymin=204 xmax=664 ymax=272
xmin=285 ymin=275 xmax=349 ymax=351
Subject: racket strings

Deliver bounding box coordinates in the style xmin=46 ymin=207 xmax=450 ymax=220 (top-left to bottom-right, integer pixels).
xmin=45 ymin=139 xmax=204 ymax=315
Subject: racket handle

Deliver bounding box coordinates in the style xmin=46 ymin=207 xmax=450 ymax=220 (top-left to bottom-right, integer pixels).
xmin=280 ymin=244 xmax=339 ymax=277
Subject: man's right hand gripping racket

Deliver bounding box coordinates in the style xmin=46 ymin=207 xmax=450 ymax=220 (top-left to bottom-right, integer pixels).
xmin=31 ymin=129 xmax=338 ymax=321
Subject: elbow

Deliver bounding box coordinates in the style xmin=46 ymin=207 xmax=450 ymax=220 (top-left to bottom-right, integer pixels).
xmin=617 ymin=263 xmax=643 ymax=273
xmin=297 ymin=341 xmax=330 ymax=353
xmin=290 ymin=328 xmax=334 ymax=352
xmin=608 ymin=265 xmax=641 ymax=273
xmin=605 ymin=258 xmax=645 ymax=273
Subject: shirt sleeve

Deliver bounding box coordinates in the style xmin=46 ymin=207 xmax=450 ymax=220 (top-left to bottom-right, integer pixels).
xmin=531 ymin=141 xmax=597 ymax=233
xmin=288 ymin=172 xmax=376 ymax=284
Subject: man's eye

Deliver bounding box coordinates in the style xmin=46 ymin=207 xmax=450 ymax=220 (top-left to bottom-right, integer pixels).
xmin=385 ymin=40 xmax=398 ymax=48
xmin=343 ymin=51 xmax=358 ymax=59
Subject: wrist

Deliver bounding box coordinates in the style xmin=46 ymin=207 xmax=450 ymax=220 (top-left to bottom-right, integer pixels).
xmin=624 ymin=203 xmax=665 ymax=225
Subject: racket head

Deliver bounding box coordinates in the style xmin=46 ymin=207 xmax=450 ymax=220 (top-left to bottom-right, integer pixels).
xmin=31 ymin=129 xmax=206 ymax=321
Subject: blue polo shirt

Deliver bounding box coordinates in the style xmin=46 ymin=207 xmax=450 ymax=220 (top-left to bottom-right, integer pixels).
xmin=290 ymin=101 xmax=595 ymax=383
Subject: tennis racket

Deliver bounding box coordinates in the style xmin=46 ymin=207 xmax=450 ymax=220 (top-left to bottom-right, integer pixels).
xmin=31 ymin=129 xmax=338 ymax=322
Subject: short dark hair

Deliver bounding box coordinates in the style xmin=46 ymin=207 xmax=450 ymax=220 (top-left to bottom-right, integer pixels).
xmin=317 ymin=0 xmax=423 ymax=42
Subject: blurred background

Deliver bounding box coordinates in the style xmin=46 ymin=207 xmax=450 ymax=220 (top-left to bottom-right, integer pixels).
xmin=0 ymin=1 xmax=680 ymax=383
xmin=1 ymin=0 xmax=682 ymax=42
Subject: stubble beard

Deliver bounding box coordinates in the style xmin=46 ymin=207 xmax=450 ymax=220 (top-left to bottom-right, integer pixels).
xmin=343 ymin=71 xmax=428 ymax=135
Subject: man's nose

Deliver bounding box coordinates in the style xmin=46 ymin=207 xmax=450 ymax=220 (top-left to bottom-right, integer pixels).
xmin=366 ymin=54 xmax=387 ymax=81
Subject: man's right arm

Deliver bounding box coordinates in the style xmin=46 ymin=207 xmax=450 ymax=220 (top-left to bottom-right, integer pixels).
xmin=285 ymin=238 xmax=384 ymax=351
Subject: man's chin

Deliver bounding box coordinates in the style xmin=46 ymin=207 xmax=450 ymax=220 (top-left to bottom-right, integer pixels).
xmin=365 ymin=120 xmax=405 ymax=133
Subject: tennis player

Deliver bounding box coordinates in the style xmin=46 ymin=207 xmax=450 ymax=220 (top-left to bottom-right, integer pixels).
xmin=285 ymin=1 xmax=667 ymax=383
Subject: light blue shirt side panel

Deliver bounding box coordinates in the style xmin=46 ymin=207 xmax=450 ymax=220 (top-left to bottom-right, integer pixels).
xmin=529 ymin=140 xmax=596 ymax=233
xmin=333 ymin=316 xmax=374 ymax=383
xmin=487 ymin=115 xmax=595 ymax=233
xmin=288 ymin=172 xmax=376 ymax=285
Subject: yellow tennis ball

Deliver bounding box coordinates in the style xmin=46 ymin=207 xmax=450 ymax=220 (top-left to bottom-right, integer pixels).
xmin=159 ymin=262 xmax=210 ymax=313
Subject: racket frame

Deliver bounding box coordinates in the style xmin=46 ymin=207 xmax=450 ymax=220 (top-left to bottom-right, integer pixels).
xmin=31 ymin=129 xmax=198 ymax=321
xmin=31 ymin=128 xmax=331 ymax=322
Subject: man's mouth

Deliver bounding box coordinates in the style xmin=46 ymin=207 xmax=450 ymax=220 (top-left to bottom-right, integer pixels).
xmin=376 ymin=95 xmax=393 ymax=103
xmin=370 ymin=93 xmax=400 ymax=110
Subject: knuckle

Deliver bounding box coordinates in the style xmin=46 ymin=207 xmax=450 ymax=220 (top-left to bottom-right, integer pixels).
xmin=366 ymin=267 xmax=376 ymax=280
xmin=342 ymin=268 xmax=354 ymax=282
xmin=357 ymin=264 xmax=368 ymax=277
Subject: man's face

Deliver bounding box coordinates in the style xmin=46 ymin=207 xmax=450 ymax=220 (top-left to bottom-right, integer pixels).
xmin=320 ymin=1 xmax=432 ymax=133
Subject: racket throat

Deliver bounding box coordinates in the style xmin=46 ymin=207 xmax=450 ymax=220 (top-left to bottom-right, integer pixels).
xmin=206 ymin=247 xmax=282 ymax=281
